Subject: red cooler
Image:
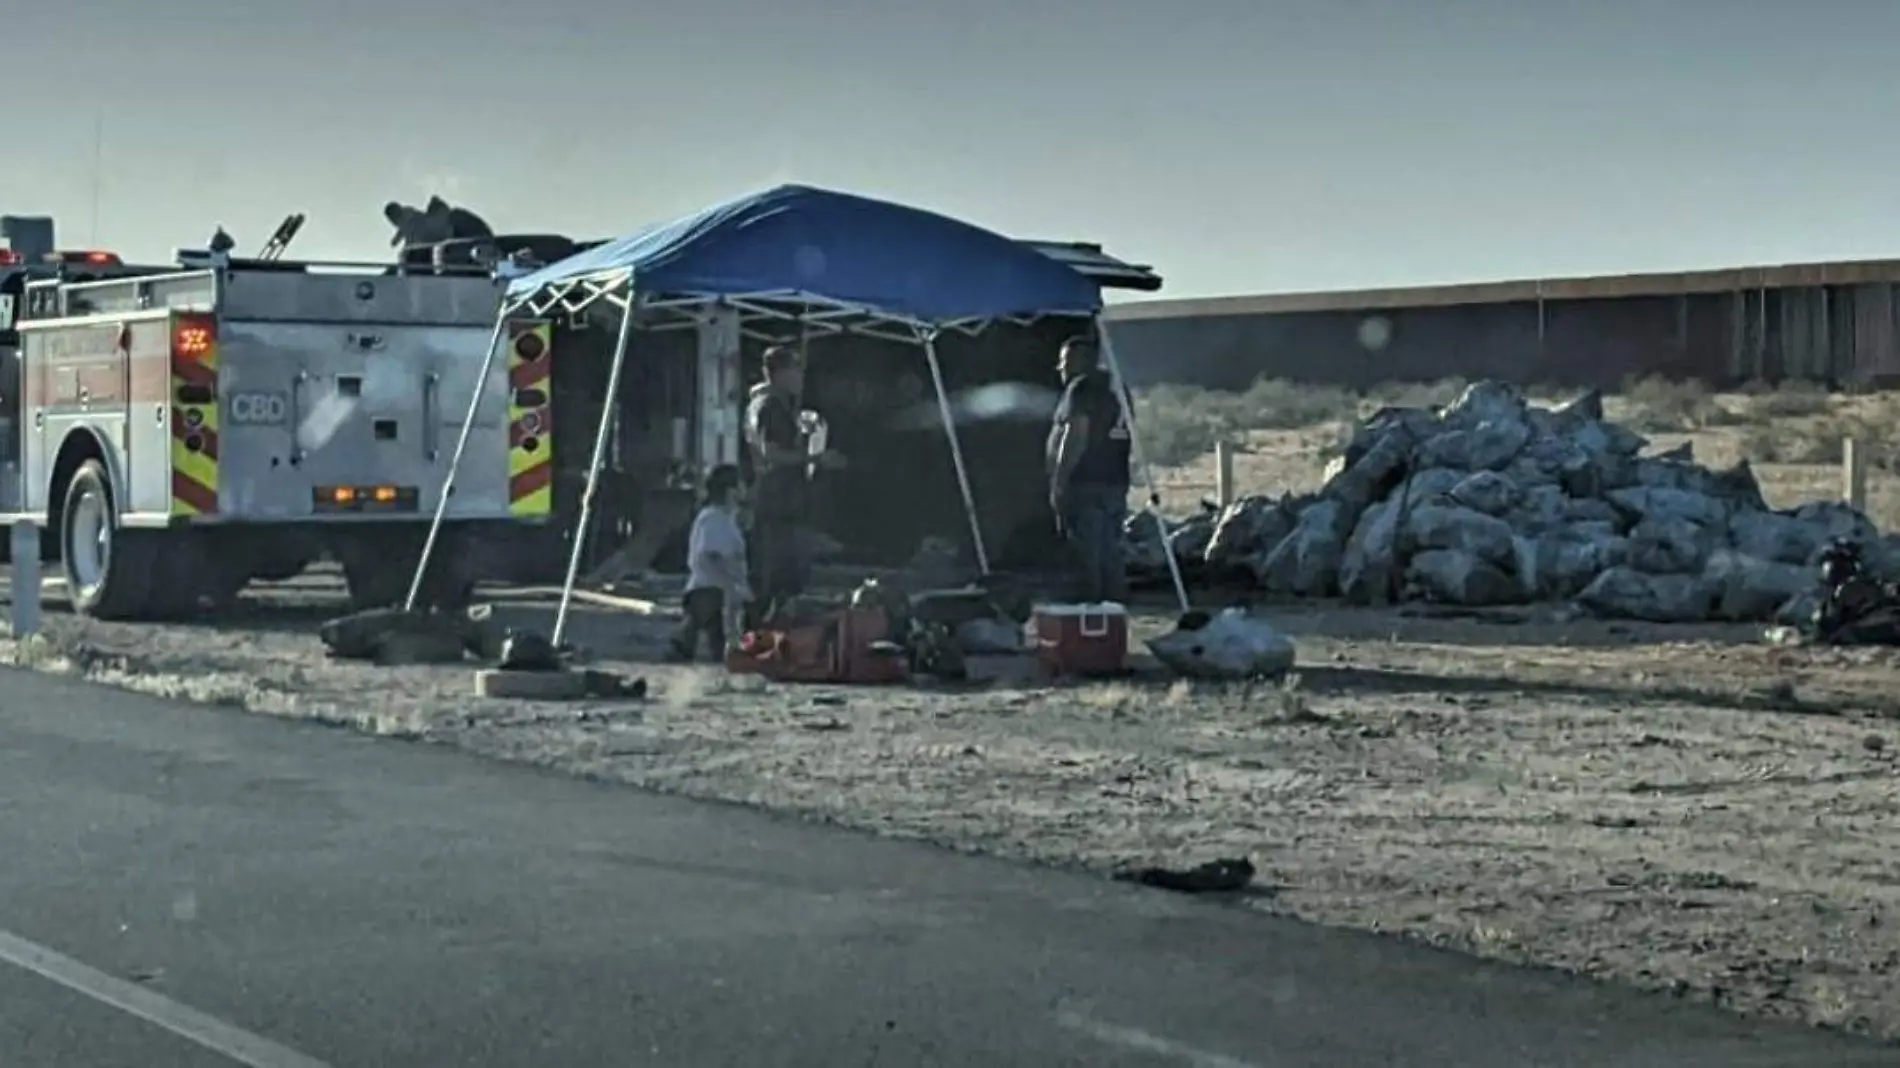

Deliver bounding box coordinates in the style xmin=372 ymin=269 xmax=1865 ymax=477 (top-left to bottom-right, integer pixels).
xmin=1033 ymin=602 xmax=1129 ymax=678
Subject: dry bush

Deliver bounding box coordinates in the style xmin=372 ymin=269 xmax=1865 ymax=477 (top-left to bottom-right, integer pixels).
xmin=1741 ymin=424 xmax=1832 ymax=465
xmin=1365 ymin=378 xmax=1469 ymax=411
xmin=1735 ymin=378 xmax=1833 ymax=420
xmin=1135 ymin=377 xmax=1362 ymax=467
xmin=1229 ymin=377 xmax=1360 ymax=430
xmin=1134 ymin=371 xmax=1769 ymax=471
xmin=1815 ymin=413 xmax=1900 ymax=470
xmin=1361 ymin=378 xmax=1578 ymax=412
xmin=1135 ymin=384 xmax=1242 ymax=468
xmin=1618 ymin=375 xmax=1739 ymax=432
xmin=1742 ymin=411 xmax=1900 ymax=470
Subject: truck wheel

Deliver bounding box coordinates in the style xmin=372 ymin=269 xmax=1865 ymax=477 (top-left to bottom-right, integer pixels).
xmin=60 ymin=460 xmax=154 ymax=619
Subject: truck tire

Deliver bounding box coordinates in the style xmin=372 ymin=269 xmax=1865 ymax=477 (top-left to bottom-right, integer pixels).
xmin=60 ymin=460 xmax=156 ymax=619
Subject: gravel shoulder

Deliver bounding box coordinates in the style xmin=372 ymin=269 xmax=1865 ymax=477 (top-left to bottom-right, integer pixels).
xmin=5 ymin=580 xmax=1899 ymax=1043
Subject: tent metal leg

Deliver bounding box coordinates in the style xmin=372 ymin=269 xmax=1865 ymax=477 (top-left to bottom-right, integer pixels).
xmin=1096 ymin=319 xmax=1189 ymax=614
xmin=921 ymin=335 xmax=990 ymax=575
xmin=553 ymin=293 xmax=641 ymax=648
xmin=407 ymin=313 xmax=511 ymax=612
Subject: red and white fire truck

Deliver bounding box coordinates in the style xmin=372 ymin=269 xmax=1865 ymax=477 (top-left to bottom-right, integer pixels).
xmin=0 ymin=214 xmax=554 ymax=620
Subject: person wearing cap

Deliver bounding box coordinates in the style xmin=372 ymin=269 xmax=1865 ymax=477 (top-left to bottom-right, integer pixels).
xmin=743 ymin=344 xmax=842 ymax=622
xmin=1046 ymin=335 xmax=1132 ymax=603
xmin=668 ymin=464 xmax=749 ymax=661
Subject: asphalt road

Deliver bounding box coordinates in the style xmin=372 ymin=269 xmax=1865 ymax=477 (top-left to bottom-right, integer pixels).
xmin=0 ymin=669 xmax=1891 ymax=1067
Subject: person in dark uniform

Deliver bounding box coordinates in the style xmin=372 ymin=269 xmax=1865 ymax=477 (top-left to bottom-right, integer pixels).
xmin=743 ymin=344 xmax=842 ymax=623
xmin=1046 ymin=335 xmax=1132 ymax=603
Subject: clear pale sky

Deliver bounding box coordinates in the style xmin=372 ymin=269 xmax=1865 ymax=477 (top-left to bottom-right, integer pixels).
xmin=9 ymin=0 xmax=1893 ymax=300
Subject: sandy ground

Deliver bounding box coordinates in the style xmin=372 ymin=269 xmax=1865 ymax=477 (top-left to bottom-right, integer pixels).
xmin=4 ymin=390 xmax=1898 ymax=1042
xmin=3 ymin=574 xmax=1899 ymax=1044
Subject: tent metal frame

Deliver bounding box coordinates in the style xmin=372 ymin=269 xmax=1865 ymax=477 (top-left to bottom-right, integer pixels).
xmin=407 ymin=268 xmax=1106 ymax=648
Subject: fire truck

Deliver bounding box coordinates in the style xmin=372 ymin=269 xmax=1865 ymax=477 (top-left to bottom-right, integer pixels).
xmin=0 ymin=214 xmax=553 ymax=620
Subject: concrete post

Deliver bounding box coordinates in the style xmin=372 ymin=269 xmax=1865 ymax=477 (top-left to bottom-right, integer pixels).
xmin=1843 ymin=437 xmax=1869 ymax=511
xmin=9 ymin=521 xmax=40 ymax=638
xmin=1215 ymin=440 xmax=1236 ymax=508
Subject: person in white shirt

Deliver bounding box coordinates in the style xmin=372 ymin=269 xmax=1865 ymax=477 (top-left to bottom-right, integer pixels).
xmin=669 ymin=464 xmax=750 ymax=662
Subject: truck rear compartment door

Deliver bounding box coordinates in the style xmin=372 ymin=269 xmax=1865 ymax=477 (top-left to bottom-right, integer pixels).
xmin=216 ymin=321 xmax=510 ymax=520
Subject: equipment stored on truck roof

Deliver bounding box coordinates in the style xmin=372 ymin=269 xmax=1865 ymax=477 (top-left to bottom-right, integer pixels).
xmin=0 ymin=223 xmax=556 ymax=620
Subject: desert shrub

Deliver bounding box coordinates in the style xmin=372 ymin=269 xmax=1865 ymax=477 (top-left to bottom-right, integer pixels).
xmin=1736 ymin=379 xmax=1833 ymax=420
xmin=1815 ymin=414 xmax=1900 ymax=471
xmin=1619 ymin=374 xmax=1733 ymax=431
xmin=1742 ymin=412 xmax=1900 ymax=469
xmin=1234 ymin=377 xmax=1359 ymax=429
xmin=1134 ymin=377 xmax=1363 ymax=466
xmin=1133 ymin=374 xmax=1571 ymax=469
xmin=1740 ymin=424 xmax=1825 ymax=464
xmin=1365 ymin=378 xmax=1468 ymax=412
xmin=1135 ymin=384 xmax=1237 ymax=468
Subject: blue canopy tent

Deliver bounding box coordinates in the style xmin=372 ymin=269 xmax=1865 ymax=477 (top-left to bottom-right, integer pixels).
xmin=409 ymin=185 xmax=1179 ymax=642
xmin=499 ymin=183 xmax=1102 ymax=330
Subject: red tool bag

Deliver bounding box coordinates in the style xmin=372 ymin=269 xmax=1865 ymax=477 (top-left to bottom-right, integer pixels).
xmin=727 ymin=607 xmax=908 ymax=684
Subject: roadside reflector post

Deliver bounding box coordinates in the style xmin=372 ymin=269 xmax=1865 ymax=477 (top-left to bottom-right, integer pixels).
xmin=1215 ymin=440 xmax=1236 ymax=508
xmin=9 ymin=521 xmax=40 ymax=638
xmin=1843 ymin=437 xmax=1868 ymax=511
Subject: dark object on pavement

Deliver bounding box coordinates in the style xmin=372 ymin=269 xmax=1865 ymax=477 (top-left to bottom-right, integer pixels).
xmin=1811 ymin=538 xmax=1900 ymax=646
xmin=592 ymin=673 xmax=649 ymax=700
xmin=497 ymin=632 xmax=562 ymax=672
xmin=319 ymin=607 xmax=498 ymax=665
xmin=1115 ymin=857 xmax=1256 ymax=894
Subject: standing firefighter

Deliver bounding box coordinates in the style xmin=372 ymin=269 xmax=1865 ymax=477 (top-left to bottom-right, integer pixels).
xmin=743 ymin=344 xmax=841 ymax=622
xmin=1047 ymin=335 xmax=1132 ymax=603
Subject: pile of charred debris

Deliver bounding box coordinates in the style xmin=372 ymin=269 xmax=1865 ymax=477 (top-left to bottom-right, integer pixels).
xmin=1127 ymin=381 xmax=1900 ymax=638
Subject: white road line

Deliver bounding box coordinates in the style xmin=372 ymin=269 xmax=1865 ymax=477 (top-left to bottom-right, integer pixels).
xmin=1054 ymin=1010 xmax=1264 ymax=1068
xmin=0 ymin=927 xmax=331 ymax=1068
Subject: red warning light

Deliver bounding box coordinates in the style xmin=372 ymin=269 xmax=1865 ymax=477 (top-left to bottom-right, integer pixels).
xmin=172 ymin=315 xmax=216 ymax=358
xmin=57 ymin=250 xmax=122 ymax=267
